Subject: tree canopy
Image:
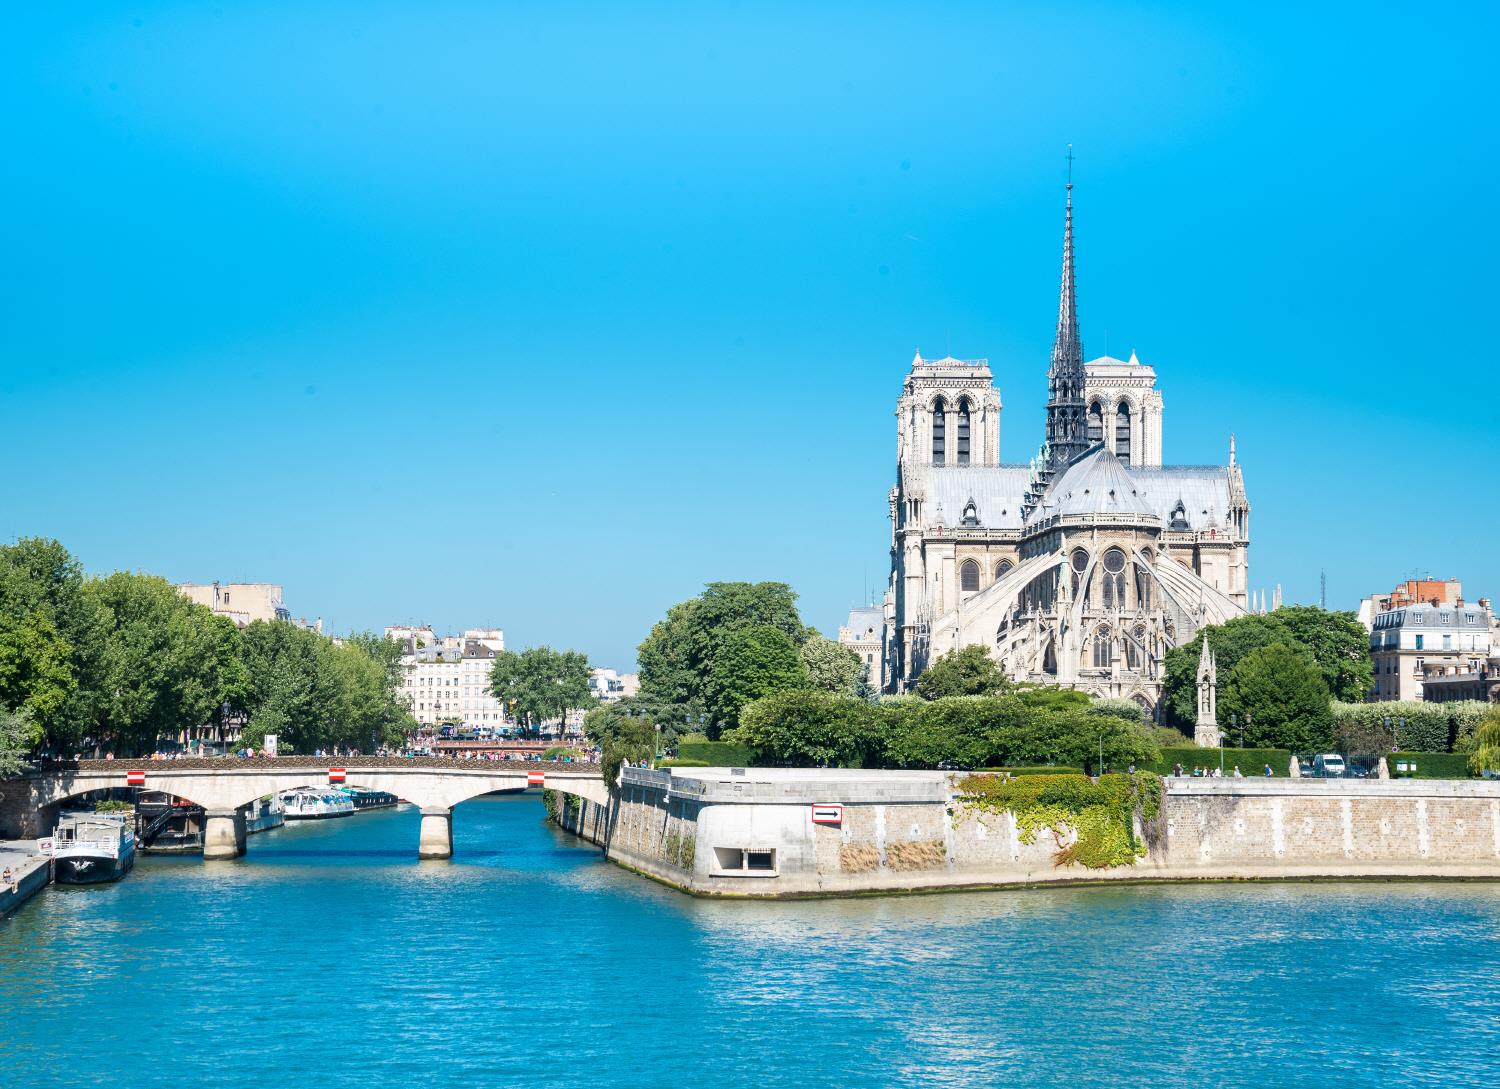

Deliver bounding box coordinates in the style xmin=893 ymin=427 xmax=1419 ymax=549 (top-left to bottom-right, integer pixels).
xmin=1220 ymin=642 xmax=1334 ymax=752
xmin=637 ymin=581 xmax=813 ymax=736
xmin=1161 ymin=606 xmax=1369 ymax=731
xmin=914 ymin=645 xmax=1012 ymax=700
xmin=488 ymin=646 xmax=593 ymax=733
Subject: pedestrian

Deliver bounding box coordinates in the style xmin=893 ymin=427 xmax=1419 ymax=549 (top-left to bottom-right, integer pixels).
xmin=1263 ymin=764 xmax=1273 ymax=777
xmin=1232 ymin=766 xmax=1243 ymax=778
xmin=2 ymin=866 xmax=12 ymax=887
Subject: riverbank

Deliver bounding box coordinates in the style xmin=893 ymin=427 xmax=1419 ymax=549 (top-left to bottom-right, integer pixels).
xmin=0 ymin=840 xmax=51 ymax=917
xmin=554 ymin=767 xmax=1500 ymax=897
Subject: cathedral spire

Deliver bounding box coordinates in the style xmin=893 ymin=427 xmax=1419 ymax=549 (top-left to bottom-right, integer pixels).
xmin=1045 ymin=147 xmax=1088 ymax=470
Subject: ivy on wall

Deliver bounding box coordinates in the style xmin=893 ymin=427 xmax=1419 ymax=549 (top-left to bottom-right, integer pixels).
xmin=956 ymin=772 xmax=1163 ymax=869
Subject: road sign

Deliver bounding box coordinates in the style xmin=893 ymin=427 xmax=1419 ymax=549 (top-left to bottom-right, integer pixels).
xmin=126 ymin=770 xmax=146 ymax=787
xmin=328 ymin=768 xmax=346 ymax=783
xmin=527 ymin=770 xmax=545 ymax=787
xmin=812 ymin=803 xmax=843 ymax=826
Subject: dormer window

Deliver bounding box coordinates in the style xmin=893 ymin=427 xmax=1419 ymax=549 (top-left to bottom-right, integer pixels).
xmin=961 ymin=499 xmax=979 ymax=527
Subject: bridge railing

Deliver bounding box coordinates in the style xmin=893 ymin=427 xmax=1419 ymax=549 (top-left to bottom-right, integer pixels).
xmin=31 ymin=755 xmax=602 ymax=773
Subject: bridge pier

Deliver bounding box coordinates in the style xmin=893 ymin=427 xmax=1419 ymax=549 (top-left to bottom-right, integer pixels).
xmin=203 ymin=808 xmax=247 ymax=860
xmin=418 ymin=807 xmax=452 ymax=859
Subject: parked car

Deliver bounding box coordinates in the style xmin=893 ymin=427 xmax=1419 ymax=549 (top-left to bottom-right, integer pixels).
xmin=1313 ymin=753 xmax=1346 ymax=778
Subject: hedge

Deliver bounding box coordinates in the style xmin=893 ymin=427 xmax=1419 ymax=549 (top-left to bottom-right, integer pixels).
xmin=658 ymin=758 xmax=709 ymax=768
xmin=1331 ymin=700 xmax=1491 ymax=754
xmin=675 ymin=740 xmax=756 ymax=767
xmin=1146 ymin=747 xmax=1292 ymax=777
xmin=980 ymin=766 xmax=1085 ymax=776
xmin=1387 ymin=751 xmax=1476 ymax=780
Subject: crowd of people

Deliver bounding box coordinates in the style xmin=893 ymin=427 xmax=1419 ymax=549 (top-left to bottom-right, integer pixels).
xmin=1171 ymin=762 xmax=1275 ymax=778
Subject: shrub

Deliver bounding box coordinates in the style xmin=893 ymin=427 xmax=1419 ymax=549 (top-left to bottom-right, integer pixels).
xmin=675 ymin=740 xmax=755 ymax=767
xmin=983 ymin=766 xmax=1085 ymax=776
xmin=1146 ymin=746 xmax=1291 ymax=777
xmin=1331 ymin=701 xmax=1452 ymax=754
xmin=1089 ymin=697 xmax=1146 ymax=723
xmin=658 ymin=758 xmax=709 ymax=768
xmin=730 ymin=689 xmax=881 ymax=767
xmin=1388 ymin=751 xmax=1475 ymax=780
xmin=955 ymin=772 xmax=1162 ymax=868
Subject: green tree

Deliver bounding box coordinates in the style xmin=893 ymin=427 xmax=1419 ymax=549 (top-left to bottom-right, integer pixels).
xmin=1220 ymin=643 xmax=1334 ymax=752
xmin=238 ymin=620 xmax=338 ymax=753
xmin=637 ymin=581 xmax=808 ymax=734
xmin=1468 ymin=706 xmax=1500 ymax=775
xmin=488 ymin=646 xmax=593 ymax=734
xmin=86 ymin=573 xmax=239 ymax=755
xmin=800 ymin=634 xmax=864 ymax=696
xmin=0 ymin=613 xmax=73 ymax=745
xmin=1161 ymin=608 xmax=1370 ymax=731
xmin=704 ymin=624 xmax=808 ymax=732
xmin=0 ymin=706 xmax=32 ymax=776
xmin=0 ymin=537 xmax=110 ymax=752
xmin=730 ymin=689 xmax=880 ymax=767
xmin=914 ymin=645 xmax=1011 ymax=700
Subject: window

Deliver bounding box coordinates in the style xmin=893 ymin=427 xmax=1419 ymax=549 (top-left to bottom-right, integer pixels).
xmin=1416 ymin=635 xmax=1424 ymax=650
xmin=712 ymin=846 xmax=777 ymax=876
xmin=932 ymin=399 xmax=946 ymax=465
xmin=995 ymin=559 xmax=1013 ymax=580
xmin=957 ymin=398 xmax=972 ymax=464
xmin=1443 ymin=635 xmax=1452 ymax=650
xmin=1114 ymin=401 xmax=1131 ymax=458
xmin=1093 ymin=628 xmax=1112 ymax=668
xmin=1102 ymin=548 xmax=1126 ymax=608
xmin=961 ymin=500 xmax=979 ymax=527
xmin=1070 ymin=548 xmax=1089 ymax=598
xmin=960 ymin=559 xmax=981 ymax=592
xmin=1087 ymin=402 xmax=1103 ymax=443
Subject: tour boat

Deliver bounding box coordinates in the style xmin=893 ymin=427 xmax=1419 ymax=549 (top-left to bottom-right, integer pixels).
xmin=337 ymin=787 xmax=398 ymax=810
xmin=245 ymin=794 xmax=286 ymax=835
xmin=277 ymin=788 xmax=356 ymax=820
xmin=51 ymin=811 xmax=136 ymax=884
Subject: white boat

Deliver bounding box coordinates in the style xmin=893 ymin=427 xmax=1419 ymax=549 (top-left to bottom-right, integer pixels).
xmin=245 ymin=795 xmax=286 ymax=835
xmin=51 ymin=811 xmax=136 ymax=884
xmin=277 ymin=788 xmax=355 ymax=820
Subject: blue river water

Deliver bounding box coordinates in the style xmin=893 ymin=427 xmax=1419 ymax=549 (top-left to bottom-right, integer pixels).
xmin=4 ymin=794 xmax=1500 ymax=1088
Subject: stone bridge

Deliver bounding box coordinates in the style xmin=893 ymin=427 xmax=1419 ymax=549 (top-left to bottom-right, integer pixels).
xmin=0 ymin=757 xmax=608 ymax=860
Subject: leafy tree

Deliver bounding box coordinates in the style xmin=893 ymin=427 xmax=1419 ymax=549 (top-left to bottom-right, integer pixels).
xmin=585 ymin=705 xmax=657 ymax=785
xmin=0 ymin=613 xmax=73 ymax=745
xmin=704 ymin=624 xmax=807 ymax=732
xmin=0 ymin=537 xmax=110 ymax=751
xmin=881 ymin=695 xmax=1024 ymax=768
xmin=488 ymin=646 xmax=593 ymax=734
xmin=730 ymin=690 xmax=880 ymax=767
xmin=85 ymin=573 xmax=239 ymax=755
xmin=1161 ymin=607 xmax=1371 ymax=731
xmin=0 ymin=706 xmax=32 ymax=776
xmin=638 ymin=581 xmax=808 ymax=735
xmin=914 ymin=645 xmax=1011 ymax=700
xmin=1468 ymin=707 xmax=1500 ymax=775
xmin=1220 ymin=643 xmax=1334 ymax=753
xmin=800 ymin=634 xmax=864 ymax=696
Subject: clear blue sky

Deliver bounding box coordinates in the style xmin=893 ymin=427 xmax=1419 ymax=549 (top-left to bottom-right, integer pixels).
xmin=4 ymin=3 xmax=1497 ymax=668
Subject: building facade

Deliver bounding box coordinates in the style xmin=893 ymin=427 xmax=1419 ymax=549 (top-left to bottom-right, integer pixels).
xmin=387 ymin=627 xmax=508 ymax=729
xmin=838 ymin=606 xmax=886 ymax=692
xmin=178 ymin=582 xmax=291 ymax=627
xmin=884 ymin=181 xmax=1249 ymax=715
xmin=589 ymin=668 xmax=640 ymax=703
xmin=1369 ymin=603 xmax=1494 ymax=702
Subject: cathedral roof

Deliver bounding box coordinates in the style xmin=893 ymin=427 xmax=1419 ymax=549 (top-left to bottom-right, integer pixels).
xmin=1129 ymin=466 xmax=1234 ymax=532
xmin=1031 ymin=446 xmax=1155 ymax=522
xmin=928 ymin=466 xmax=1030 ymax=529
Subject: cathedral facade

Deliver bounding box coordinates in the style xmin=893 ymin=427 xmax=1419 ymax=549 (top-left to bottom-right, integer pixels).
xmin=884 ymin=183 xmax=1249 ymax=711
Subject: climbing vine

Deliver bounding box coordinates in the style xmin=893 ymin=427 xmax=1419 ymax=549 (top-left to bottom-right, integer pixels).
xmin=956 ymin=772 xmax=1163 ymax=869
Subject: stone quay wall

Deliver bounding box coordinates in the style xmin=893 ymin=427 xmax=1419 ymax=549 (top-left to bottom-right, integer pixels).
xmin=560 ymin=769 xmax=1500 ymax=897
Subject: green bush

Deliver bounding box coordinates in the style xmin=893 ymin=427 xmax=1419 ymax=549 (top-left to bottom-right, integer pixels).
xmin=981 ymin=766 xmax=1085 ymax=776
xmin=1331 ymin=701 xmax=1454 ymax=753
xmin=1146 ymin=746 xmax=1291 ymax=777
xmin=658 ymin=758 xmax=709 ymax=768
xmin=1387 ymin=751 xmax=1475 ymax=780
xmin=676 ymin=740 xmax=755 ymax=767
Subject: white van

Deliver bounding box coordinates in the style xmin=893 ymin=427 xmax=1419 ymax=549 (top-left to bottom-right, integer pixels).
xmin=473 ymin=725 xmax=495 ymax=741
xmin=1313 ymin=753 xmax=1346 ymax=778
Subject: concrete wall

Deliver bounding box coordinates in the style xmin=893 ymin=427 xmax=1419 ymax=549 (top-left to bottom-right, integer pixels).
xmin=562 ymin=769 xmax=1500 ymax=897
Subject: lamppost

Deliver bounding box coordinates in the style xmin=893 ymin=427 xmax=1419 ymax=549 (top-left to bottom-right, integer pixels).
xmin=1097 ymin=730 xmax=1106 ymax=778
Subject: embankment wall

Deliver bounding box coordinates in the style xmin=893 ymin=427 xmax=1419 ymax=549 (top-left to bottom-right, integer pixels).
xmin=559 ymin=769 xmax=1500 ymax=897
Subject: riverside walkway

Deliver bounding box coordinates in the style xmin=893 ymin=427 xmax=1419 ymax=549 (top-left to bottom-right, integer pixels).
xmin=0 ymin=756 xmax=606 ymax=860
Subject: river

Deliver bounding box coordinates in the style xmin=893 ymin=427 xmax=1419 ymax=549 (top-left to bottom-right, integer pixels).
xmin=3 ymin=794 xmax=1499 ymax=1088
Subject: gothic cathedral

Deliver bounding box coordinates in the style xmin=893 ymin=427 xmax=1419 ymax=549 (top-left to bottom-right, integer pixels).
xmin=884 ymin=180 xmax=1250 ymax=713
